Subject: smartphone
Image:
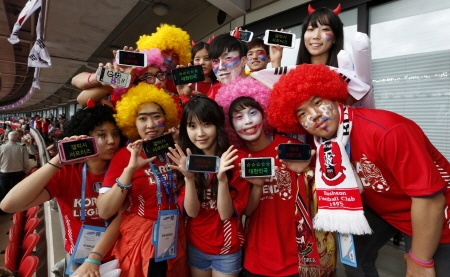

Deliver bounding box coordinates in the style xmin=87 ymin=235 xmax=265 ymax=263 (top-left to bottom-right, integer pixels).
xmin=96 ymin=67 xmax=131 ymax=88
xmin=142 ymin=133 xmax=175 ymax=158
xmin=171 ymin=65 xmax=205 ymax=86
xmin=186 ymin=154 xmax=220 ymax=173
xmin=241 ymin=157 xmax=275 ymax=178
xmin=277 ymin=143 xmax=311 ymax=161
xmin=264 ymin=30 xmax=296 ymax=48
xmin=57 ymin=137 xmax=99 ymax=163
xmin=239 ymin=30 xmax=254 ymax=42
xmin=115 ymin=50 xmax=148 ymax=67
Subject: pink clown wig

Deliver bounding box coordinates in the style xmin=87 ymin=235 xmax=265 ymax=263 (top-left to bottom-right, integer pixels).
xmin=215 ymin=76 xmax=273 ymax=146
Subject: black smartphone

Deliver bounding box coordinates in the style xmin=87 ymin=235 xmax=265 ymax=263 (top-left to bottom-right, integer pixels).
xmin=264 ymin=30 xmax=296 ymax=48
xmin=186 ymin=154 xmax=220 ymax=173
xmin=241 ymin=157 xmax=275 ymax=178
xmin=115 ymin=50 xmax=148 ymax=67
xmin=57 ymin=137 xmax=99 ymax=163
xmin=277 ymin=143 xmax=311 ymax=161
xmin=171 ymin=65 xmax=205 ymax=86
xmin=142 ymin=133 xmax=175 ymax=158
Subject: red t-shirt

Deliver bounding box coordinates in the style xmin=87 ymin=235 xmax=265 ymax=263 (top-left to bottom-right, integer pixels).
xmin=242 ymin=135 xmax=303 ymax=276
xmin=350 ymin=108 xmax=450 ymax=243
xmin=180 ymin=81 xmax=218 ymax=105
xmin=101 ymin=147 xmax=177 ymax=220
xmin=177 ymin=150 xmax=250 ymax=255
xmin=46 ymin=163 xmax=107 ymax=254
xmin=206 ymin=83 xmax=222 ymax=100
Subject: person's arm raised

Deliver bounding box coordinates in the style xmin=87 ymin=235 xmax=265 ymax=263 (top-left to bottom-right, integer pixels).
xmin=97 ymin=139 xmax=155 ymax=219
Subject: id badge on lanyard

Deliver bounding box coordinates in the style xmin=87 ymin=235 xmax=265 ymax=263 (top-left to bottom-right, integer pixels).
xmin=153 ymin=209 xmax=179 ymax=262
xmin=338 ymin=139 xmax=357 ymax=268
xmin=66 ymin=224 xmax=106 ymax=275
xmin=66 ymin=163 xmax=107 ymax=275
xmin=149 ymin=160 xmax=179 ymax=262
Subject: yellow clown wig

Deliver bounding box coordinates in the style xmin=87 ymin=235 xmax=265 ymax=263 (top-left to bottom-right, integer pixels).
xmin=136 ymin=24 xmax=191 ymax=66
xmin=114 ymin=83 xmax=179 ymax=141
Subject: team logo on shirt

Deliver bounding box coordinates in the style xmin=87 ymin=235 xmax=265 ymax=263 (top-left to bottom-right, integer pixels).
xmin=92 ymin=182 xmax=102 ymax=193
xmin=318 ymin=141 xmax=346 ymax=186
xmin=355 ymin=154 xmax=390 ymax=192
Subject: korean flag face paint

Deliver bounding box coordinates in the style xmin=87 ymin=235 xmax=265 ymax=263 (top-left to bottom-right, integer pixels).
xmin=212 ymin=50 xmax=244 ymax=84
xmin=246 ymin=48 xmax=269 ymax=72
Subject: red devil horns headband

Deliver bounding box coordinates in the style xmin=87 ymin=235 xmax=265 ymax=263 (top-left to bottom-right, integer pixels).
xmin=308 ymin=3 xmax=341 ymax=15
xmin=191 ymin=34 xmax=216 ymax=46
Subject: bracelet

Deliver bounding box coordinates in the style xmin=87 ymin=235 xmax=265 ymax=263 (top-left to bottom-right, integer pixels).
xmin=84 ymin=258 xmax=101 ymax=266
xmin=116 ymin=177 xmax=132 ymax=193
xmin=408 ymin=250 xmax=434 ymax=268
xmin=87 ymin=73 xmax=94 ymax=86
xmin=90 ymin=251 xmax=104 ymax=260
xmin=47 ymin=161 xmax=62 ymax=170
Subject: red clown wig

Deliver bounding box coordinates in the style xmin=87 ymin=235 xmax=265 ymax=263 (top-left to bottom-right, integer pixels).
xmin=266 ymin=64 xmax=348 ymax=134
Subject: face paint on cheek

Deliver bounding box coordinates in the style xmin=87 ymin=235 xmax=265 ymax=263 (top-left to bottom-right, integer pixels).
xmin=156 ymin=120 xmax=165 ymax=128
xmin=302 ymin=116 xmax=315 ymax=130
xmin=232 ymin=117 xmax=245 ymax=132
xmin=257 ymin=55 xmax=267 ymax=62
xmin=212 ymin=65 xmax=219 ymax=75
xmin=325 ymin=33 xmax=334 ymax=41
xmin=221 ymin=56 xmax=241 ymax=70
xmin=318 ymin=103 xmax=336 ymax=118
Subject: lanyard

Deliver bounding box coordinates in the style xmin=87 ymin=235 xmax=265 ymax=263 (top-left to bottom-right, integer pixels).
xmin=80 ymin=163 xmax=107 ymax=224
xmin=149 ymin=155 xmax=176 ymax=207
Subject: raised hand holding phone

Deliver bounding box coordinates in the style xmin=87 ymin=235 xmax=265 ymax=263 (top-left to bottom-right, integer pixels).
xmin=264 ymin=29 xmax=296 ymax=48
xmin=57 ymin=136 xmax=99 ymax=163
xmin=275 ymin=141 xmax=315 ymax=174
xmin=167 ymin=144 xmax=195 ymax=179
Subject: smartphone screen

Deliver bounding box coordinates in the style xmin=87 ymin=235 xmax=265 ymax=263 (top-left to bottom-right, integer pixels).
xmin=277 ymin=143 xmax=311 ymax=161
xmin=171 ymin=65 xmax=205 ymax=86
xmin=186 ymin=154 xmax=220 ymax=173
xmin=58 ymin=137 xmax=99 ymax=163
xmin=96 ymin=67 xmax=131 ymax=88
xmin=142 ymin=133 xmax=175 ymax=158
xmin=116 ymin=50 xmax=147 ymax=67
xmin=239 ymin=31 xmax=254 ymax=42
xmin=241 ymin=157 xmax=275 ymax=178
xmin=264 ymin=30 xmax=295 ymax=48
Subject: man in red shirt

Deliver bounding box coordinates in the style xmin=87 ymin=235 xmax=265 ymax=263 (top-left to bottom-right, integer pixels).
xmin=266 ymin=64 xmax=450 ymax=277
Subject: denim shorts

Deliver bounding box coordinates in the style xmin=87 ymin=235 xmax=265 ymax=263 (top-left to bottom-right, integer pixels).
xmin=187 ymin=243 xmax=242 ymax=274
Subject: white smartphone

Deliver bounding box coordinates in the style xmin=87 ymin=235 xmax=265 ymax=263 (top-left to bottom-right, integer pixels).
xmin=241 ymin=157 xmax=275 ymax=178
xmin=115 ymin=50 xmax=147 ymax=67
xmin=239 ymin=30 xmax=254 ymax=42
xmin=186 ymin=154 xmax=220 ymax=173
xmin=264 ymin=30 xmax=296 ymax=48
xmin=96 ymin=67 xmax=131 ymax=88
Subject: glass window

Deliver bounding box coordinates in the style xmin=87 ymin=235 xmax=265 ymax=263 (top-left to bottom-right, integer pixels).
xmin=370 ymin=0 xmax=450 ymax=159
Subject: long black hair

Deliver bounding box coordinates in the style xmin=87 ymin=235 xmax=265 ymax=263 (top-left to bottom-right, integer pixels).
xmin=296 ymin=7 xmax=344 ymax=67
xmin=179 ymin=95 xmax=233 ymax=201
xmin=191 ymin=41 xmax=217 ymax=82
